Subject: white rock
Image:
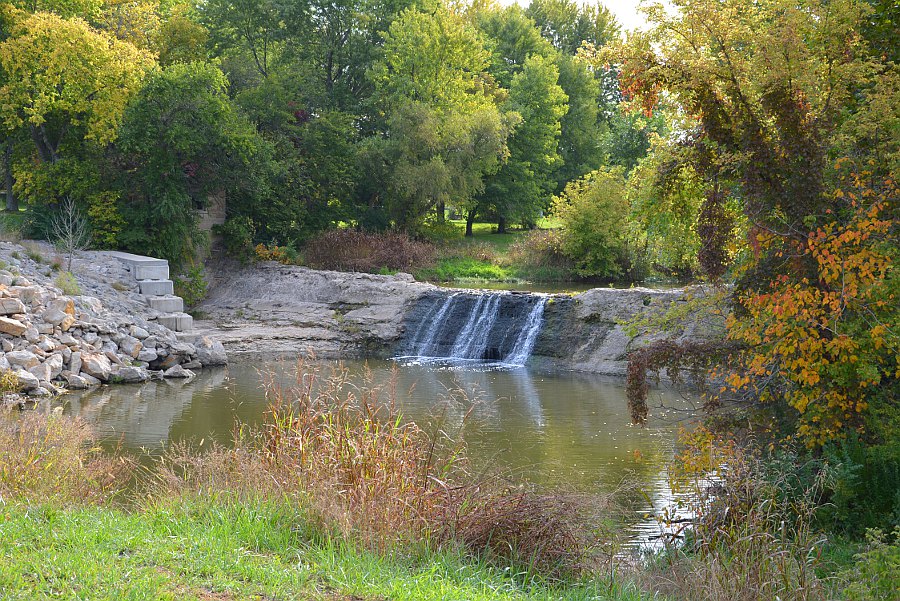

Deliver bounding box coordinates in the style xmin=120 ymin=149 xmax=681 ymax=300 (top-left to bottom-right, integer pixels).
xmin=28 ymin=362 xmax=51 ymax=383
xmin=45 ymin=353 xmax=64 ymax=379
xmin=69 ymin=351 xmax=82 ymax=375
xmin=0 ymin=316 xmax=27 ymax=336
xmin=64 ymin=373 xmax=91 ymax=389
xmin=119 ymin=335 xmax=142 ymax=358
xmin=137 ymin=349 xmax=158 ymax=363
xmin=6 ymin=350 xmax=39 ymax=369
xmin=15 ymin=368 xmax=40 ymax=391
xmin=0 ymin=297 xmax=26 ymax=315
xmin=114 ymin=365 xmax=150 ymax=383
xmin=195 ymin=336 xmax=227 ymax=366
xmin=81 ymin=352 xmax=112 ymax=381
xmin=164 ymin=364 xmax=195 ymax=379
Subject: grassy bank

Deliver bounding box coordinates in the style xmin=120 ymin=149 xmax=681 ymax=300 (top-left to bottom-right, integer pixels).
xmin=0 ymin=500 xmax=649 ymax=601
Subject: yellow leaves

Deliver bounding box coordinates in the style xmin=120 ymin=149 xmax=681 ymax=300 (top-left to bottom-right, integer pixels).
xmin=0 ymin=11 xmax=154 ymax=147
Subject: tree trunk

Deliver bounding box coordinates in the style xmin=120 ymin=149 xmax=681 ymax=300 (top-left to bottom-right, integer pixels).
xmin=465 ymin=210 xmax=475 ymax=236
xmin=3 ymin=141 xmax=15 ymax=212
xmin=436 ymin=201 xmax=445 ymax=223
xmin=497 ymin=215 xmax=507 ymax=234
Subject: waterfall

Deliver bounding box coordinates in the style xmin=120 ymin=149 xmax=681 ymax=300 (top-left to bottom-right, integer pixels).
xmin=402 ymin=292 xmax=547 ymax=367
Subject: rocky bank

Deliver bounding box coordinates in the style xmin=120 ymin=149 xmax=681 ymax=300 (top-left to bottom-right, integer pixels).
xmin=0 ymin=241 xmax=226 ymax=398
xmin=197 ymin=259 xmax=724 ymax=375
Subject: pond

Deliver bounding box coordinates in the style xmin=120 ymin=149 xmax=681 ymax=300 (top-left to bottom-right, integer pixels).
xmin=60 ymin=358 xmax=697 ymax=546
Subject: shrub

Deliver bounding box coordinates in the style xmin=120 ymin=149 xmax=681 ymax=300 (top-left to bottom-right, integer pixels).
xmin=303 ymin=229 xmax=434 ymax=273
xmin=215 ymin=216 xmax=256 ymax=263
xmin=54 ymin=271 xmax=81 ymax=295
xmin=507 ymin=229 xmax=575 ymax=281
xmin=551 ymin=167 xmax=629 ymax=278
xmin=841 ymin=527 xmax=900 ymax=601
xmin=173 ymin=264 xmax=207 ymax=307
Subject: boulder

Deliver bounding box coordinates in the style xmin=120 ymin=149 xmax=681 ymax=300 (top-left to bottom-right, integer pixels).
xmin=114 ymin=365 xmax=150 ymax=383
xmin=130 ymin=326 xmax=150 ymax=340
xmin=28 ymin=362 xmax=52 ymax=383
xmin=45 ymin=353 xmax=64 ymax=379
xmin=119 ymin=335 xmax=142 ymax=359
xmin=6 ymin=350 xmax=39 ymax=369
xmin=80 ymin=372 xmax=101 ymax=386
xmin=24 ymin=326 xmax=39 ymax=343
xmin=0 ymin=316 xmax=27 ymax=336
xmin=42 ymin=308 xmax=76 ymax=331
xmin=137 ymin=349 xmax=158 ymax=363
xmin=15 ymin=369 xmax=40 ymax=391
xmin=164 ymin=364 xmax=194 ymax=379
xmin=47 ymin=297 xmax=75 ymax=316
xmin=81 ymin=352 xmax=112 ymax=381
xmin=64 ymin=373 xmax=91 ymax=389
xmin=69 ymin=351 xmax=82 ymax=375
xmin=195 ymin=336 xmax=227 ymax=366
xmin=0 ymin=297 xmax=26 ymax=315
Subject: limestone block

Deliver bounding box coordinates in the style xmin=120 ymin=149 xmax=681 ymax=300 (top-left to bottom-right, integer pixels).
xmin=6 ymin=350 xmax=39 ymax=369
xmin=139 ymin=279 xmax=174 ymax=296
xmin=147 ymin=296 xmax=183 ymax=313
xmin=0 ymin=297 xmax=25 ymax=315
xmin=0 ymin=316 xmax=27 ymax=336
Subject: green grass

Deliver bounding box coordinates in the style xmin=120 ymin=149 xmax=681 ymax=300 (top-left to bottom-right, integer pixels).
xmin=0 ymin=500 xmax=652 ymax=601
xmin=415 ymin=256 xmax=515 ymax=282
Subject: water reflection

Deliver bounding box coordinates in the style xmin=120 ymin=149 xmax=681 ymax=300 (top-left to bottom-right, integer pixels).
xmin=61 ymin=358 xmax=694 ymax=546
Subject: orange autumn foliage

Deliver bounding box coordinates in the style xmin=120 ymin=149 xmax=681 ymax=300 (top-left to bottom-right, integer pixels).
xmin=725 ymin=170 xmax=898 ymax=446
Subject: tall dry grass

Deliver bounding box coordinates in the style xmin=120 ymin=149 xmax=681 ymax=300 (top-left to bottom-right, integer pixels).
xmin=0 ymin=406 xmax=131 ymax=504
xmin=303 ymin=230 xmax=434 ymax=273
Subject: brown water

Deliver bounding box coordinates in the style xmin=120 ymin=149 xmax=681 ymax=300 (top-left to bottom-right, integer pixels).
xmin=60 ymin=358 xmax=696 ymax=545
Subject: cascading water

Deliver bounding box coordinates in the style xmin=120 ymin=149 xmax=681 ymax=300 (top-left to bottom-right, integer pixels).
xmin=399 ymin=292 xmax=547 ymax=367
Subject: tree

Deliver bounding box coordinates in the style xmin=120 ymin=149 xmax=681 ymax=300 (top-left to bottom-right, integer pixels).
xmin=51 ymin=195 xmax=91 ymax=271
xmin=480 ymin=53 xmax=567 ymax=231
xmin=369 ymin=5 xmax=507 ymax=228
xmin=370 ymin=4 xmax=490 ymax=113
xmin=0 ymin=11 xmax=153 ymax=163
xmin=552 ymin=53 xmax=601 ymax=189
xmin=525 ymin=0 xmax=619 ymax=55
xmin=116 ymin=61 xmax=268 ymax=267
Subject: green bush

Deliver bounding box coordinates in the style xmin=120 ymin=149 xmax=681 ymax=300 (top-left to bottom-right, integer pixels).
xmin=842 ymin=527 xmax=900 ymax=601
xmin=551 ymin=167 xmax=629 ymax=279
xmin=54 ymin=271 xmax=81 ymax=295
xmin=173 ymin=265 xmax=208 ymax=307
xmin=216 ymin=216 xmax=256 ymax=263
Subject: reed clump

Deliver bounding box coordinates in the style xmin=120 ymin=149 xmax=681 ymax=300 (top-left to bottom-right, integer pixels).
xmin=0 ymin=407 xmax=131 ymax=504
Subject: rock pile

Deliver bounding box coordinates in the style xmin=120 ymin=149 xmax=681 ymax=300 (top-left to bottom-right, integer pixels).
xmin=0 ymin=267 xmax=226 ymax=397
